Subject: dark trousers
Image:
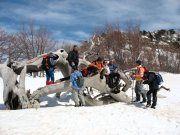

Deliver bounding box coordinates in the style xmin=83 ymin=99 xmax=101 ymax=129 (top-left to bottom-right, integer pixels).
xmin=146 ymin=89 xmax=158 ymax=106
xmin=46 ymin=69 xmax=54 ymax=82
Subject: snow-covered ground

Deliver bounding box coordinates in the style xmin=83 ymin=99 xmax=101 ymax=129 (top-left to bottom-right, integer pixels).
xmin=0 ymin=72 xmax=180 ymax=135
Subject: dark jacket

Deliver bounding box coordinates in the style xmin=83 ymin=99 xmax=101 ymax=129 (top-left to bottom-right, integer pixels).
xmin=67 ymin=50 xmax=79 ymax=66
xmin=143 ymin=72 xmax=159 ymax=90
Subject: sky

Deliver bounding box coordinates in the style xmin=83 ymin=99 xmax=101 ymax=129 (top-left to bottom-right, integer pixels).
xmin=0 ymin=0 xmax=180 ymax=44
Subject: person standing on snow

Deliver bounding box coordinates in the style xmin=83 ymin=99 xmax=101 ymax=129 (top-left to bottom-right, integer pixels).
xmin=67 ymin=45 xmax=79 ymax=70
xmin=42 ymin=52 xmax=59 ymax=85
xmin=70 ymin=67 xmax=85 ymax=107
xmin=132 ymin=60 xmax=146 ymax=103
xmin=143 ymin=71 xmax=159 ymax=109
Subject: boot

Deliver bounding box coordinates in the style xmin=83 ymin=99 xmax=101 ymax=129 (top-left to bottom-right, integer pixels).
xmin=46 ymin=80 xmax=51 ymax=85
xmin=133 ymin=99 xmax=140 ymax=102
xmin=47 ymin=81 xmax=55 ymax=85
xmin=146 ymin=104 xmax=151 ymax=107
xmin=140 ymin=99 xmax=146 ymax=103
xmin=50 ymin=81 xmax=55 ymax=84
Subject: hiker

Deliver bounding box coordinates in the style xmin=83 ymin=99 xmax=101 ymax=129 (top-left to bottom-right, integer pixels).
xmin=67 ymin=45 xmax=79 ymax=70
xmin=86 ymin=57 xmax=104 ymax=76
xmin=70 ymin=67 xmax=85 ymax=107
xmin=132 ymin=60 xmax=146 ymax=103
xmin=86 ymin=61 xmax=99 ymax=76
xmin=108 ymin=59 xmax=118 ymax=73
xmin=143 ymin=71 xmax=159 ymax=109
xmin=94 ymin=57 xmax=104 ymax=70
xmin=42 ymin=52 xmax=59 ymax=85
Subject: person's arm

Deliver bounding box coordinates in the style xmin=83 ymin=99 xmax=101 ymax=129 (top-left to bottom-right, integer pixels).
xmin=76 ymin=52 xmax=79 ymax=63
xmin=106 ymin=66 xmax=110 ymax=75
xmin=114 ymin=64 xmax=118 ymax=72
xmin=67 ymin=51 xmax=73 ymax=62
xmin=49 ymin=57 xmax=56 ymax=66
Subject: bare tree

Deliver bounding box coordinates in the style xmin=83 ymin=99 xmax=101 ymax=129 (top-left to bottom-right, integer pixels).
xmin=16 ymin=21 xmax=57 ymax=60
xmin=80 ymin=22 xmax=180 ymax=73
xmin=0 ymin=28 xmax=8 ymax=62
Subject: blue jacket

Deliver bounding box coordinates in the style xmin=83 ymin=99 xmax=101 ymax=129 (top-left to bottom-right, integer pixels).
xmin=108 ymin=63 xmax=118 ymax=73
xmin=70 ymin=70 xmax=83 ymax=90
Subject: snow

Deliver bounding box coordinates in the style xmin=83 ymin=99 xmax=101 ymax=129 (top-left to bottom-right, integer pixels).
xmin=0 ymin=72 xmax=180 ymax=135
xmin=159 ymin=41 xmax=169 ymax=46
xmin=141 ymin=35 xmax=149 ymax=39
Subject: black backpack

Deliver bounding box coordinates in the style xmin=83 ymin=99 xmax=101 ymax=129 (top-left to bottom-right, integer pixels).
xmin=108 ymin=72 xmax=120 ymax=88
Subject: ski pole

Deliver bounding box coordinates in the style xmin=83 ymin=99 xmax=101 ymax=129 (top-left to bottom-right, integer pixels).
xmin=132 ymin=79 xmax=135 ymax=104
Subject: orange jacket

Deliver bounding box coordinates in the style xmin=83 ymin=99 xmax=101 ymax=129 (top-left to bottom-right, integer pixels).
xmin=88 ymin=62 xmax=104 ymax=70
xmin=134 ymin=65 xmax=145 ymax=80
xmin=95 ymin=63 xmax=104 ymax=70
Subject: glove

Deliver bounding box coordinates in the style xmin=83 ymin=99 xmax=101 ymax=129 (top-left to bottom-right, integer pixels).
xmin=131 ymin=74 xmax=135 ymax=80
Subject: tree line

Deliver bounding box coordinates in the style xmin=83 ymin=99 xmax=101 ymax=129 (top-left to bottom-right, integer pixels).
xmin=0 ymin=22 xmax=57 ymax=63
xmin=80 ymin=23 xmax=180 ymax=73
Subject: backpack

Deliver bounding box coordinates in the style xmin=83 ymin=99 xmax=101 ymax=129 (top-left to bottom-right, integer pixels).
xmin=76 ymin=74 xmax=84 ymax=88
xmin=155 ymin=73 xmax=164 ymax=85
xmin=41 ymin=54 xmax=54 ymax=70
xmin=41 ymin=54 xmax=49 ymax=70
xmin=143 ymin=66 xmax=149 ymax=73
xmin=108 ymin=72 xmax=120 ymax=88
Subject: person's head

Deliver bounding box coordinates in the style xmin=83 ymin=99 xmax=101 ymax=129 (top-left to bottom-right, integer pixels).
xmin=71 ymin=66 xmax=78 ymax=73
xmin=103 ymin=60 xmax=109 ymax=66
xmin=136 ymin=60 xmax=142 ymax=66
xmin=73 ymin=45 xmax=78 ymax=51
xmin=109 ymin=59 xmax=115 ymax=64
xmin=96 ymin=57 xmax=103 ymax=63
xmin=91 ymin=60 xmax=96 ymax=65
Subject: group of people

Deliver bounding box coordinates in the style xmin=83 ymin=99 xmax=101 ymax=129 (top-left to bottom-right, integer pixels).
xmin=81 ymin=57 xmax=118 ymax=78
xmin=42 ymin=45 xmax=160 ymax=109
xmin=66 ymin=45 xmax=119 ymax=107
xmin=132 ymin=60 xmax=159 ymax=109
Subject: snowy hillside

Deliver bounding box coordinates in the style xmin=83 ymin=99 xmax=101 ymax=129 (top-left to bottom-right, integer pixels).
xmin=0 ymin=72 xmax=180 ymax=135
